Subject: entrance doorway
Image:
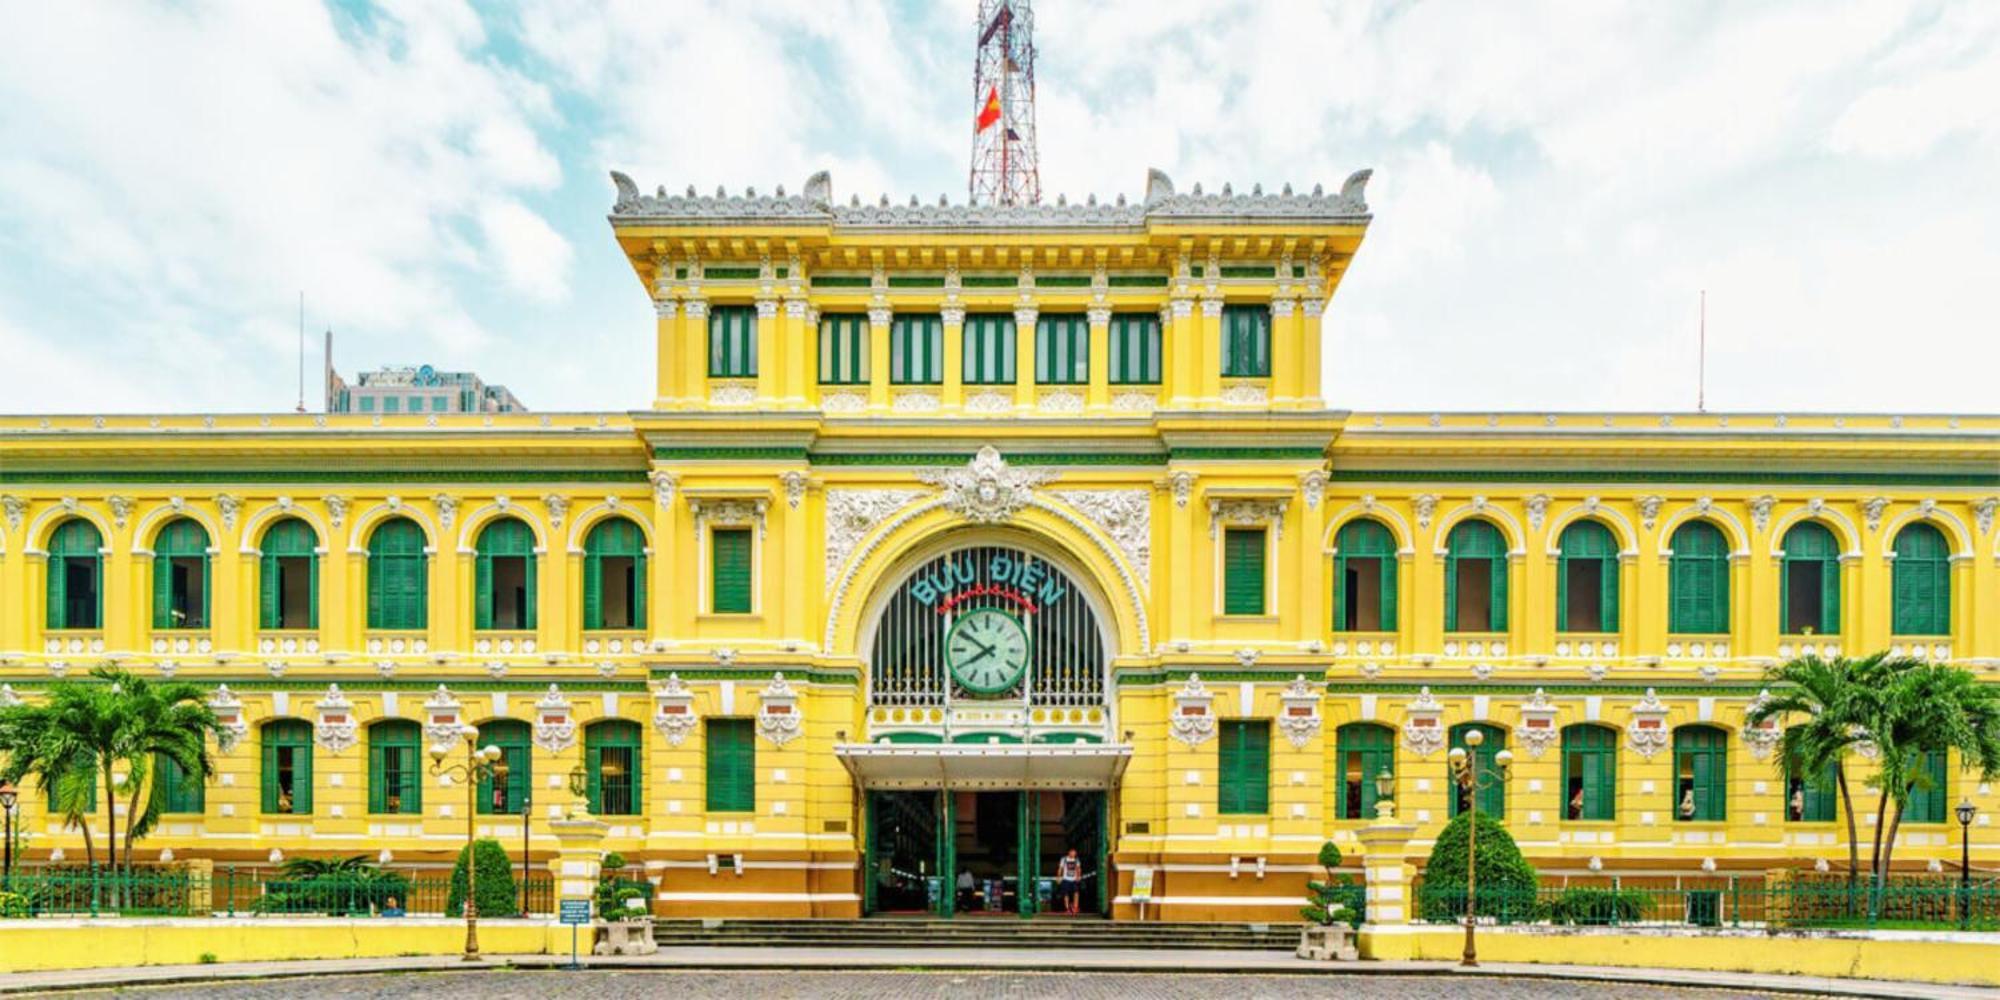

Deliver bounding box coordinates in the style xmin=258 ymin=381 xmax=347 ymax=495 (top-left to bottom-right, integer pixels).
xmin=864 ymin=787 xmax=1108 ymax=918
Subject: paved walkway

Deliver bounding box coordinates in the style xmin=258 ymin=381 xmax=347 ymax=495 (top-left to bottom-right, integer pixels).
xmin=6 ymin=948 xmax=1998 ymax=999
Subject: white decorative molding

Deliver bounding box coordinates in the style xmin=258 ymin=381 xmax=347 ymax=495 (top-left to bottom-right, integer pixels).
xmin=1412 ymin=494 xmax=1439 ymax=530
xmin=1298 ymin=470 xmax=1327 ymax=511
xmin=1277 ymin=675 xmax=1323 ymax=749
xmin=652 ymin=673 xmax=699 ymax=746
xmin=823 ymin=489 xmax=928 ymax=588
xmin=1862 ymin=496 xmax=1890 ymax=533
xmin=757 ymin=673 xmax=802 ymax=746
xmin=1749 ymin=495 xmax=1777 ymax=533
xmin=820 ymin=389 xmax=868 ymax=413
xmin=324 ymin=495 xmax=349 ymax=529
xmin=1524 ymin=494 xmax=1551 ymax=532
xmin=107 ymin=495 xmax=134 ymax=530
xmin=1168 ymin=470 xmax=1197 ymax=509
xmin=1742 ymin=689 xmax=1781 ymax=761
xmin=1627 ymin=688 xmax=1670 ymax=759
xmin=1110 ymin=391 xmax=1157 ymax=413
xmin=423 ymin=684 xmax=465 ymax=746
xmin=1975 ymin=497 xmax=1997 ymax=536
xmin=1514 ymin=688 xmax=1559 ymax=758
xmin=776 ymin=470 xmax=810 ymax=510
xmin=648 ymin=470 xmax=678 ymax=507
xmin=433 ymin=494 xmax=459 ymax=531
xmin=1402 ymin=686 xmax=1445 ymax=757
xmin=215 ymin=494 xmax=242 ymax=532
xmin=1219 ymin=382 xmax=1268 ymax=406
xmin=1637 ymin=495 xmax=1665 ymax=531
xmin=209 ymin=685 xmax=246 ymax=751
xmin=1052 ymin=489 xmax=1152 ymax=590
xmin=0 ymin=684 xmax=19 ymax=708
xmin=689 ymin=497 xmax=768 ymax=538
xmin=964 ymin=390 xmax=1014 ymax=414
xmin=892 ymin=391 xmax=941 ymax=413
xmin=710 ymin=383 xmax=757 ymax=406
xmin=314 ymin=684 xmax=357 ymax=754
xmin=919 ymin=446 xmax=1055 ymax=525
xmin=1170 ymin=674 xmax=1216 ymax=747
xmin=543 ymin=494 xmax=570 ymax=530
xmin=533 ymin=684 xmax=576 ymax=753
xmin=0 ymin=495 xmax=24 ymax=533
xmin=1038 ymin=389 xmax=1084 ymax=413
xmin=1208 ymin=496 xmax=1288 ymax=540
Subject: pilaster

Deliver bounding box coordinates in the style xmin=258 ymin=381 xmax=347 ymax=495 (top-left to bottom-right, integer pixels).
xmin=1270 ymin=298 xmax=1300 ymax=407
xmin=1086 ymin=306 xmax=1111 ymax=410
xmin=941 ymin=306 xmax=965 ymax=409
xmin=754 ymin=297 xmax=780 ymax=404
xmin=680 ymin=297 xmax=708 ymax=409
xmin=1299 ymin=297 xmax=1327 ymax=408
xmin=1167 ymin=298 xmax=1196 ymax=406
xmin=652 ymin=298 xmax=678 ymax=408
xmin=1199 ymin=297 xmax=1223 ymax=403
xmin=867 ymin=307 xmax=892 ymax=411
xmin=1013 ymin=304 xmax=1038 ymax=409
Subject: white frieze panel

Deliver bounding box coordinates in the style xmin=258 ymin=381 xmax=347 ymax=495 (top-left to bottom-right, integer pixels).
xmin=1051 ymin=489 xmax=1151 ymax=591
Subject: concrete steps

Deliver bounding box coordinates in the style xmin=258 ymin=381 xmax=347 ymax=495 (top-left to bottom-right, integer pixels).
xmin=652 ymin=918 xmax=1302 ymax=951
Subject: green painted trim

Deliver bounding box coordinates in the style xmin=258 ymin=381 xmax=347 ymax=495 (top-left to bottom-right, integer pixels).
xmin=0 ymin=470 xmax=648 ymax=485
xmin=1320 ymin=681 xmax=1777 ymax=696
xmin=1106 ymin=274 xmax=1169 ymax=288
xmin=950 ymin=731 xmax=1022 ymax=744
xmin=649 ymin=667 xmax=859 ymax=685
xmin=809 ymin=451 xmax=1169 ymax=467
xmin=1328 ymin=468 xmax=2000 ymax=488
xmin=1219 ymin=266 xmax=1276 ymax=278
xmin=703 ymin=267 xmax=760 ymax=280
xmin=1035 ymin=276 xmax=1092 ymax=288
xmin=961 ymin=276 xmax=1018 ymax=288
xmin=653 ymin=446 xmax=811 ymax=462
xmin=879 ymin=731 xmax=944 ymax=743
xmin=811 ymin=276 xmax=871 ymax=288
xmin=887 ymin=276 xmax=945 ymax=288
xmin=0 ymin=677 xmax=652 ymax=693
xmin=1114 ymin=669 xmax=1311 ymax=686
xmin=1171 ymin=447 xmax=1326 ymax=461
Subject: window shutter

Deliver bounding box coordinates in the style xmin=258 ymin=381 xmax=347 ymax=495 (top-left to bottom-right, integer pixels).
xmin=523 ymin=550 xmax=539 ymax=629
xmin=586 ymin=741 xmax=604 ymax=815
xmin=261 ymin=739 xmax=279 ymax=814
xmin=1555 ymin=554 xmax=1570 ymax=632
xmin=1820 ymin=556 xmax=1840 ymax=635
xmin=295 ymin=742 xmax=313 ymax=814
xmin=411 ymin=552 xmax=430 ymax=630
xmin=632 ymin=550 xmax=648 ymax=630
xmin=368 ymin=741 xmax=386 ymax=814
xmin=47 ymin=554 xmax=67 ymax=630
xmin=712 ymin=528 xmax=753 ymax=614
xmin=307 ymin=552 xmax=320 ymax=630
xmin=584 ymin=550 xmax=604 ymax=630
xmin=1601 ymin=556 xmax=1620 ymax=632
xmin=706 ymin=720 xmax=754 ymax=812
xmin=259 ymin=553 xmax=280 ymax=629
xmin=1380 ymin=554 xmax=1398 ymax=632
xmin=152 ymin=554 xmax=172 ymax=629
xmin=1490 ymin=556 xmax=1509 ymax=631
xmin=367 ymin=550 xmax=386 ymax=628
xmin=1330 ymin=553 xmax=1348 ymax=632
xmin=475 ymin=553 xmax=493 ymax=630
xmin=1442 ymin=554 xmax=1459 ymax=633
xmin=1223 ymin=528 xmax=1266 ymax=615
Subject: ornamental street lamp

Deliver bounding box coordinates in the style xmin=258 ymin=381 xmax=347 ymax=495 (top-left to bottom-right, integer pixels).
xmin=431 ymin=725 xmax=506 ymax=961
xmin=0 ymin=781 xmax=18 ymax=890
xmin=1956 ymin=798 xmax=1977 ymax=930
xmin=1373 ymin=767 xmax=1395 ymax=819
xmin=1447 ymin=729 xmax=1513 ymax=968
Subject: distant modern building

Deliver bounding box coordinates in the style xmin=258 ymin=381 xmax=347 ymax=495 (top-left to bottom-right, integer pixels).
xmin=324 ymin=339 xmax=526 ymax=415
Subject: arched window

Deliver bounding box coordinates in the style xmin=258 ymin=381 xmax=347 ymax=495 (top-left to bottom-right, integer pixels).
xmin=367 ymin=517 xmax=428 ymax=630
xmin=1332 ymin=519 xmax=1398 ymax=632
xmin=1448 ymin=723 xmax=1506 ymax=817
xmin=1673 ymin=725 xmax=1727 ymax=821
xmin=153 ymin=518 xmax=211 ymax=630
xmin=153 ymin=751 xmax=205 ymax=815
xmin=261 ymin=719 xmax=313 ymax=815
xmin=475 ymin=719 xmax=531 ymax=815
xmin=586 ymin=720 xmax=643 ymax=816
xmin=1333 ymin=722 xmax=1395 ymax=819
xmin=46 ymin=519 xmax=103 ymax=629
xmin=1668 ymin=521 xmax=1730 ymax=634
xmin=583 ymin=518 xmax=647 ymax=631
xmin=258 ymin=518 xmax=319 ymax=630
xmin=1556 ymin=520 xmax=1619 ymax=633
xmin=1560 ymin=724 xmax=1617 ymax=821
xmin=1891 ymin=523 xmax=1950 ymax=636
xmin=1444 ymin=519 xmax=1508 ymax=632
xmin=1780 ymin=522 xmax=1840 ymax=635
xmin=1785 ymin=758 xmax=1837 ymax=823
xmin=475 ymin=518 xmax=537 ymax=631
xmin=368 ymin=720 xmax=422 ymax=815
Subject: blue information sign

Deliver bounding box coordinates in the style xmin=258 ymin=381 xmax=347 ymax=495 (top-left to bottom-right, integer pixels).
xmin=560 ymin=899 xmax=592 ymax=925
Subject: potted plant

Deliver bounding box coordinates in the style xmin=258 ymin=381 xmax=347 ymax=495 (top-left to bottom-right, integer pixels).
xmin=1298 ymin=841 xmax=1359 ymax=960
xmin=590 ymin=851 xmax=656 ymax=956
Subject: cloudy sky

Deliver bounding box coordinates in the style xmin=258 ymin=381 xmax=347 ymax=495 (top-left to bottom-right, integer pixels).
xmin=2 ymin=0 xmax=1995 ymax=415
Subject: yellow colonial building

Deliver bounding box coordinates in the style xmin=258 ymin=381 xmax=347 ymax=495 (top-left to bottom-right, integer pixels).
xmin=1 ymin=167 xmax=1997 ymax=922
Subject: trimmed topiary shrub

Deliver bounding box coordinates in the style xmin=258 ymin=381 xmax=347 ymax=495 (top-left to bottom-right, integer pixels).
xmin=444 ymin=838 xmax=519 ymax=919
xmin=1301 ymin=841 xmax=1362 ymax=928
xmin=1417 ymin=810 xmax=1539 ymax=923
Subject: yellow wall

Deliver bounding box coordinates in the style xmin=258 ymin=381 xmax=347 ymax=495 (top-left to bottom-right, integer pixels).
xmin=0 ymin=918 xmax=561 ymax=973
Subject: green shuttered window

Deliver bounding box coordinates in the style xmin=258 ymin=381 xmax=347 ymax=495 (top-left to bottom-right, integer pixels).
xmin=1334 ymin=723 xmax=1394 ymax=819
xmin=963 ymin=314 xmax=1016 ymax=384
xmin=1560 ymin=725 xmax=1616 ymax=821
xmin=1109 ymin=313 xmax=1162 ymax=384
xmin=705 ymin=718 xmax=756 ymax=813
xmin=475 ymin=720 xmax=531 ymax=815
xmin=367 ymin=517 xmax=429 ymax=630
xmin=474 ymin=518 xmax=537 ymax=631
xmin=1668 ymin=521 xmax=1730 ymax=634
xmin=1906 ymin=750 xmax=1949 ymax=823
xmin=152 ymin=517 xmax=211 ymax=630
xmin=260 ymin=720 xmax=313 ymax=815
xmin=1222 ymin=527 xmax=1267 ymax=616
xmin=1556 ymin=520 xmax=1619 ymax=633
xmin=1673 ymin=726 xmax=1727 ymax=821
xmin=1332 ymin=518 xmax=1398 ymax=632
xmin=587 ymin=720 xmax=643 ymax=816
xmin=46 ymin=518 xmax=103 ymax=630
xmin=1449 ymin=724 xmax=1507 ymax=817
xmin=1218 ymin=719 xmax=1270 ymax=815
xmin=818 ymin=314 xmax=870 ymax=384
xmin=891 ymin=314 xmax=943 ymax=384
xmin=1780 ymin=522 xmax=1840 ymax=634
xmin=368 ymin=720 xmax=422 ymax=815
xmin=711 ymin=528 xmax=754 ymax=614
xmin=1444 ymin=519 xmax=1508 ymax=632
xmin=258 ymin=517 xmax=319 ymax=630
xmin=153 ymin=752 xmax=205 ymax=815
xmin=1787 ymin=761 xmax=1838 ymax=823
xmin=708 ymin=305 xmax=758 ymax=378
xmin=583 ymin=517 xmax=647 ymax=631
xmin=1220 ymin=304 xmax=1271 ymax=378
xmin=1891 ymin=523 xmax=1950 ymax=635
xmin=1034 ymin=313 xmax=1088 ymax=385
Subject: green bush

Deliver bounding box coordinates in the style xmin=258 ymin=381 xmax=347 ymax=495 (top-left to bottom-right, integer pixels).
xmin=595 ymin=877 xmax=652 ymax=920
xmin=444 ymin=839 xmax=519 ymax=919
xmin=1546 ymin=887 xmax=1648 ymax=925
xmin=0 ymin=891 xmax=26 ymax=918
xmin=601 ymin=852 xmax=627 ymax=872
xmin=1300 ymin=841 xmax=1362 ymax=928
xmin=1417 ymin=810 xmax=1539 ymax=923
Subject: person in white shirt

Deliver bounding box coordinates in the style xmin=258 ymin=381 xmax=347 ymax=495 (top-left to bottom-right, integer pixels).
xmin=1057 ymin=849 xmax=1083 ymax=915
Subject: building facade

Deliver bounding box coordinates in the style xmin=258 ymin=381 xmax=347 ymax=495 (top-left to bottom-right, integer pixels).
xmin=327 ymin=362 xmax=527 ymax=415
xmin=2 ymin=167 xmax=1997 ymax=922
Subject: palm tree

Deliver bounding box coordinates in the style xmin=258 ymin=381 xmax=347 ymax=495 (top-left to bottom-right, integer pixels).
xmin=105 ymin=670 xmax=220 ymax=871
xmin=1747 ymin=653 xmax=1900 ymax=903
xmin=1864 ymin=662 xmax=2000 ymax=901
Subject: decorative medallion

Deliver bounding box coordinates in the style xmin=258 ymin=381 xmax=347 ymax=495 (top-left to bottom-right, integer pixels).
xmin=533 ymin=684 xmax=576 ymax=753
xmin=1749 ymin=495 xmax=1776 ymax=533
xmin=1052 ymin=489 xmax=1151 ymax=589
xmin=1742 ymin=689 xmax=1781 ymax=761
xmin=314 ymin=683 xmax=357 ymax=754
xmin=1170 ymin=673 xmax=1216 ymax=747
xmin=1975 ymin=497 xmax=1997 ymax=536
xmin=1038 ymin=389 xmax=1084 ymax=413
xmin=1524 ymin=494 xmax=1551 ymax=532
xmin=1626 ymin=688 xmax=1670 ymax=759
xmin=780 ymin=471 xmax=809 ymax=510
xmin=1637 ymin=495 xmax=1665 ymax=531
xmin=1219 ymin=383 xmax=1268 ymax=406
xmin=107 ymin=495 xmax=134 ymax=529
xmin=0 ymin=495 xmax=24 ymax=533
xmin=1168 ymin=470 xmax=1197 ymax=509
xmin=652 ymin=673 xmax=698 ymax=746
xmin=432 ymin=493 xmax=458 ymax=531
xmin=1412 ymin=494 xmax=1439 ymax=530
xmin=1402 ymin=686 xmax=1445 ymax=757
xmin=1299 ymin=470 xmax=1327 ymax=511
xmin=1208 ymin=497 xmax=1287 ymax=539
xmin=1110 ymin=391 xmax=1156 ymax=413
xmin=423 ymin=684 xmax=464 ymax=746
xmin=543 ymin=494 xmax=570 ymax=529
xmin=1278 ymin=675 xmax=1323 ymax=749
xmin=648 ymin=470 xmax=678 ymax=507
xmin=757 ymin=673 xmax=803 ymax=747
xmin=919 ymin=446 xmax=1054 ymax=525
xmin=1862 ymin=497 xmax=1889 ymax=533
xmin=1514 ymin=688 xmax=1559 ymax=758
xmin=215 ymin=494 xmax=241 ymax=532
xmin=892 ymin=391 xmax=941 ymax=413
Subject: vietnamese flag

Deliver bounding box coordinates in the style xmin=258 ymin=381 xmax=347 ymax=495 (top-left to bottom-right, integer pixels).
xmin=976 ymin=85 xmax=1002 ymax=132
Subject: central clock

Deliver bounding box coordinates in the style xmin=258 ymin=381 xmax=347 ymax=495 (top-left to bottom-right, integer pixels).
xmin=945 ymin=607 xmax=1031 ymax=695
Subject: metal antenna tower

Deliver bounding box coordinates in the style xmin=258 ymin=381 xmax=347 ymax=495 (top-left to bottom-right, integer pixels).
xmin=968 ymin=0 xmax=1039 ymax=206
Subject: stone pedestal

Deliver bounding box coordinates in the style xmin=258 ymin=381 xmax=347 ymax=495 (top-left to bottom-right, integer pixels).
xmin=592 ymin=917 xmax=658 ymax=956
xmin=1297 ymin=922 xmax=1359 ymax=961
xmin=1355 ymin=811 xmax=1419 ymax=961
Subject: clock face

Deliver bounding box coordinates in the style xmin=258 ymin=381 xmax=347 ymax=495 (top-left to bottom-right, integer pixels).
xmin=945 ymin=607 xmax=1031 ymax=695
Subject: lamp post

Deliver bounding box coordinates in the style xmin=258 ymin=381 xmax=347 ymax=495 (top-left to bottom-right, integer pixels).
xmin=1373 ymin=767 xmax=1395 ymax=819
xmin=431 ymin=725 xmax=505 ymax=961
xmin=0 ymin=781 xmax=18 ymax=890
xmin=1956 ymin=798 xmax=1976 ymax=931
xmin=1447 ymin=729 xmax=1513 ymax=968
